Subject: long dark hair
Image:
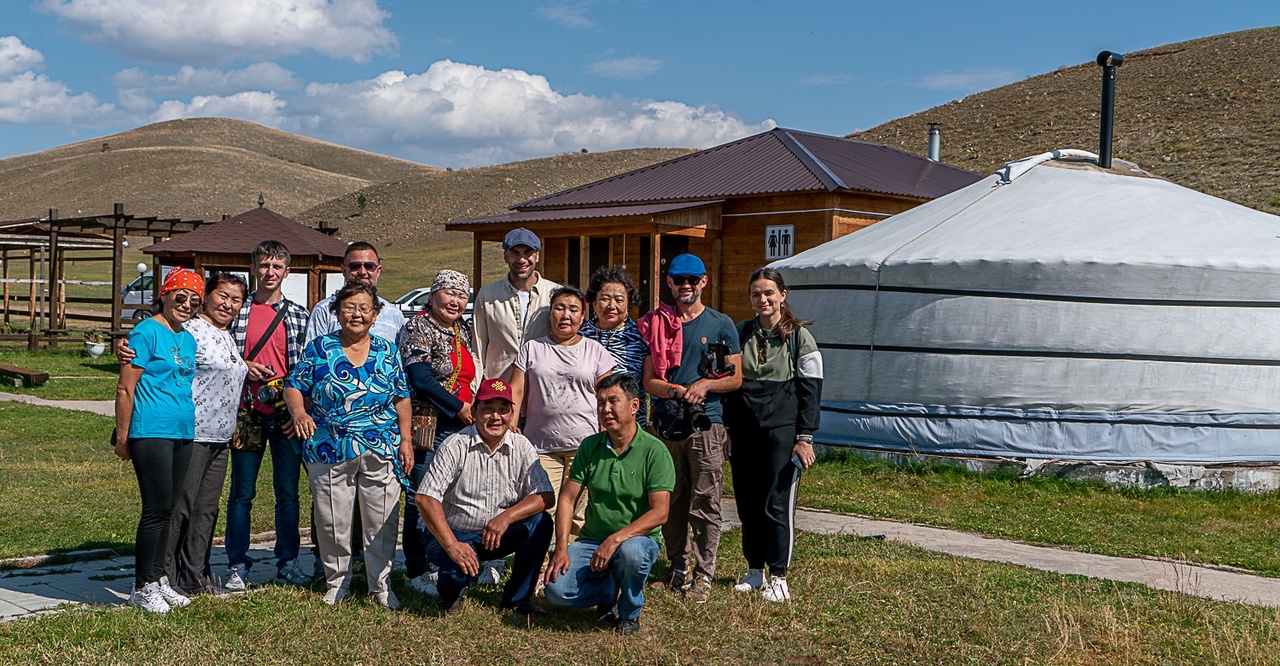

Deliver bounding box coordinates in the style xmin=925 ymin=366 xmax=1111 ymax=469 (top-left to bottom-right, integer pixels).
xmin=750 ymin=267 xmax=812 ymax=340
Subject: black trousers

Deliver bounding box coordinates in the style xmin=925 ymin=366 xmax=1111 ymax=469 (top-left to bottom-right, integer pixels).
xmin=129 ymin=438 xmax=193 ymax=588
xmin=727 ymin=425 xmax=800 ymax=577
xmin=165 ymin=440 xmax=229 ymax=594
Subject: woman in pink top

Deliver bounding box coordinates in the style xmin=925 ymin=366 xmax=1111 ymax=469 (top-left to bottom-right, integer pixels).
xmin=510 ymin=286 xmax=613 ymax=534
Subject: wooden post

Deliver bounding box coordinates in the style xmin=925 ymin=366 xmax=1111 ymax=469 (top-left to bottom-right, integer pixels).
xmin=650 ymin=233 xmax=662 ymax=313
xmin=711 ymin=235 xmax=723 ymax=312
xmin=472 ymin=236 xmax=483 ymax=293
xmin=27 ymin=249 xmax=37 ymax=351
xmin=111 ymin=224 xmax=123 ymax=334
xmin=152 ymin=238 xmax=162 ymax=305
xmin=2 ymin=249 xmax=8 ymax=329
xmin=47 ymin=209 xmax=59 ymax=333
xmin=578 ymin=235 xmax=589 ymax=288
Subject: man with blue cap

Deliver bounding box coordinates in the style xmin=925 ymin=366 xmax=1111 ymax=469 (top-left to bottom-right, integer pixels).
xmin=638 ymin=253 xmax=741 ymax=604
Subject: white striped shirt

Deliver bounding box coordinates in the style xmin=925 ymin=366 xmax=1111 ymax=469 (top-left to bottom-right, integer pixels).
xmin=417 ymin=425 xmax=553 ymax=534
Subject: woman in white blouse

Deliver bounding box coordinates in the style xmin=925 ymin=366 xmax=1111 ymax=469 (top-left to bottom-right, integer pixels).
xmin=165 ymin=273 xmax=250 ymax=595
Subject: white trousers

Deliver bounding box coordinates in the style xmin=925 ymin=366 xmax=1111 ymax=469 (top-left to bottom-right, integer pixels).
xmin=308 ymin=450 xmax=400 ymax=597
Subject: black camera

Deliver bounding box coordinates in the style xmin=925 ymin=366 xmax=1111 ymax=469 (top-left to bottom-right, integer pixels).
xmin=697 ymin=341 xmax=736 ymax=380
xmin=657 ymin=341 xmax=735 ymax=440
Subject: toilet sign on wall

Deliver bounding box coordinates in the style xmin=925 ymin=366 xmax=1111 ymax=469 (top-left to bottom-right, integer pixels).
xmin=765 ymin=224 xmax=795 ymax=260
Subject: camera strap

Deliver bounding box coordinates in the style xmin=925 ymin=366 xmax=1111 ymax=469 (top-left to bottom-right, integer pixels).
xmin=244 ymin=300 xmax=290 ymax=363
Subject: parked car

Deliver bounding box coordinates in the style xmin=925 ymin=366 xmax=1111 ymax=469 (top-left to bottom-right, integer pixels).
xmin=121 ymin=268 xmax=173 ymax=320
xmin=393 ymin=287 xmax=474 ymax=321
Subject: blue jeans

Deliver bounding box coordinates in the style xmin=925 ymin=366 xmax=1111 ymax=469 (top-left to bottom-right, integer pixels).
xmin=425 ymin=511 xmax=553 ymax=608
xmin=225 ymin=417 xmax=304 ymax=571
xmin=544 ymin=535 xmax=659 ymax=621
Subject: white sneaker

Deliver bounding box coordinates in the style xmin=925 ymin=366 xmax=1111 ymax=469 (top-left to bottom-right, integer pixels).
xmin=129 ymin=582 xmax=171 ymax=614
xmin=322 ymin=587 xmax=350 ymax=605
xmin=761 ymin=575 xmax=791 ymax=603
xmin=477 ymin=559 xmax=505 ymax=585
xmin=407 ymin=572 xmax=439 ymax=596
xmin=733 ymin=569 xmax=764 ymax=593
xmin=225 ymin=564 xmax=248 ymax=593
xmin=375 ymin=590 xmax=401 ymax=610
xmin=157 ymin=576 xmax=192 ymax=608
xmin=276 ymin=560 xmax=311 ymax=586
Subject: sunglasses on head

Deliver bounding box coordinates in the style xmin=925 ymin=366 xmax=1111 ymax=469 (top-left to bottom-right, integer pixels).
xmin=172 ymin=293 xmax=202 ymax=308
xmin=347 ymin=261 xmax=379 ymax=272
xmin=671 ymin=275 xmax=702 ymax=286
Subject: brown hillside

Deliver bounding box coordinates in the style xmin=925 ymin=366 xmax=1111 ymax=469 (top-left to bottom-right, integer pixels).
xmin=296 ymin=147 xmax=696 ymax=246
xmin=854 ymin=26 xmax=1280 ymax=215
xmin=0 ymin=118 xmax=436 ymax=221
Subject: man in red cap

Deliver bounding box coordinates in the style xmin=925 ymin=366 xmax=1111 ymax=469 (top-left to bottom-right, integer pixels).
xmin=413 ymin=378 xmax=555 ymax=615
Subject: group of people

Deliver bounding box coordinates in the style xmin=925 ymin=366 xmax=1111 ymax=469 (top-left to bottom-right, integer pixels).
xmin=113 ymin=227 xmax=824 ymax=634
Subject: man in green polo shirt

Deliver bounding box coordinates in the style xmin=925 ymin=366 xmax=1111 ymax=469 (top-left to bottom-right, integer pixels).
xmin=542 ymin=374 xmax=675 ymax=635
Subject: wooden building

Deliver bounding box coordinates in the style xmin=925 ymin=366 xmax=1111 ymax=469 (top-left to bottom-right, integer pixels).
xmin=446 ymin=128 xmax=982 ymax=322
xmin=144 ymin=204 xmax=347 ymax=309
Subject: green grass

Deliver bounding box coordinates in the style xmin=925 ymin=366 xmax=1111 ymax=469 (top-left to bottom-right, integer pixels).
xmin=0 ymin=403 xmax=310 ymax=561
xmin=3 ymin=532 xmax=1279 ymax=664
xmin=798 ymin=453 xmax=1280 ymax=576
xmin=0 ymin=350 xmax=121 ymax=400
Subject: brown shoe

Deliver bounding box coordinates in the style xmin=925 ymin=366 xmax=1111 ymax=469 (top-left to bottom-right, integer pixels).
xmin=685 ymin=574 xmax=712 ymax=604
xmin=649 ymin=569 xmax=688 ymax=591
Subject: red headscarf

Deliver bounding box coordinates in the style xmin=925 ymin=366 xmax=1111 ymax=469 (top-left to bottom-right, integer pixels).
xmin=160 ymin=268 xmax=205 ymax=297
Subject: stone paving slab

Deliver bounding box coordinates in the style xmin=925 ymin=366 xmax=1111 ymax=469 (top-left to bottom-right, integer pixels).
xmin=0 ymin=392 xmax=114 ymax=416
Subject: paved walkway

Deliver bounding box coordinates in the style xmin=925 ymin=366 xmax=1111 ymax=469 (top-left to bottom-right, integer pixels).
xmin=5 ymin=504 xmax=1280 ymax=623
xmin=0 ymin=392 xmax=114 ymax=416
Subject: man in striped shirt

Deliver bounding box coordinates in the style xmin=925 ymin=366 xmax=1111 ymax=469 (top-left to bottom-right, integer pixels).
xmin=415 ymin=378 xmax=555 ymax=615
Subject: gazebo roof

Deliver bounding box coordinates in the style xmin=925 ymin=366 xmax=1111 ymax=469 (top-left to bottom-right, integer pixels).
xmin=143 ymin=207 xmax=348 ymax=258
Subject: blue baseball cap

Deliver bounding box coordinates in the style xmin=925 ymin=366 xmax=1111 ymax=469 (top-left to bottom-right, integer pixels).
xmin=502 ymin=228 xmax=541 ymax=251
xmin=667 ymin=253 xmax=706 ymax=277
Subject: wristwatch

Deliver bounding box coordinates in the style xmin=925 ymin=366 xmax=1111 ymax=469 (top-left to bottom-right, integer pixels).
xmin=668 ymin=386 xmax=680 ymax=398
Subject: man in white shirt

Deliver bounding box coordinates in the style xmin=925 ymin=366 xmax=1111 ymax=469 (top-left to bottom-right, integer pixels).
xmin=474 ymin=228 xmax=562 ymax=381
xmin=305 ymin=241 xmax=405 ymax=344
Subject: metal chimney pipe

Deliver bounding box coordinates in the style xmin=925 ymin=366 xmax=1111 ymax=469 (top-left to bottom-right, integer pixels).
xmin=1096 ymin=50 xmax=1124 ymax=169
xmin=927 ymin=123 xmax=941 ymax=162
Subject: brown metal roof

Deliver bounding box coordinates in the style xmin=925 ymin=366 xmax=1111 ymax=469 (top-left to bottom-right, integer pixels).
xmin=448 ymin=201 xmax=721 ymax=227
xmin=514 ymin=128 xmax=982 ymax=210
xmin=143 ymin=207 xmax=348 ymax=258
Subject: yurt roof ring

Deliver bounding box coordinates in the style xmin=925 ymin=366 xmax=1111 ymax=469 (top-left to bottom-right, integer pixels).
xmin=997 ymin=149 xmax=1099 ymax=184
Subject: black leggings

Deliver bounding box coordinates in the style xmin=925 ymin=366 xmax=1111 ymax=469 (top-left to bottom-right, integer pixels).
xmin=728 ymin=425 xmax=800 ymax=578
xmin=130 ymin=438 xmax=193 ymax=588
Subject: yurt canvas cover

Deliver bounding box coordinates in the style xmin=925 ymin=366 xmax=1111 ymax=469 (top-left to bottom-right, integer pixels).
xmin=773 ymin=150 xmax=1280 ymax=462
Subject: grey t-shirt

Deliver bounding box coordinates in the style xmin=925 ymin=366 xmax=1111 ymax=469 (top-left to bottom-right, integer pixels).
xmin=665 ymin=307 xmax=740 ymax=424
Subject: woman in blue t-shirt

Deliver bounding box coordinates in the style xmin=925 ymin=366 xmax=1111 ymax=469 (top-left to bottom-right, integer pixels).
xmin=113 ymin=268 xmax=202 ymax=614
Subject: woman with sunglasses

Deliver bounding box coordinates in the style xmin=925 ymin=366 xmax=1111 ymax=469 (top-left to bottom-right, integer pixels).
xmin=723 ymin=267 xmax=823 ymax=603
xmin=163 ymin=272 xmax=250 ymax=596
xmin=114 ymin=268 xmax=204 ymax=614
xmin=285 ymin=281 xmax=413 ymax=608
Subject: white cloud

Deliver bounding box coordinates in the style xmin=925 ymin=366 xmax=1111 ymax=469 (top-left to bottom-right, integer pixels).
xmin=286 ymin=60 xmax=774 ymax=166
xmin=919 ymin=67 xmax=1020 ymax=91
xmin=150 ymin=91 xmax=287 ymax=126
xmin=0 ymin=36 xmax=116 ymax=126
xmin=799 ymin=74 xmax=854 ymax=86
xmin=587 ymin=56 xmax=662 ymax=80
xmin=0 ymin=36 xmax=44 ymax=77
xmin=536 ymin=3 xmax=595 ymax=29
xmin=39 ymin=0 xmax=396 ymax=64
xmin=113 ymin=63 xmax=303 ymax=96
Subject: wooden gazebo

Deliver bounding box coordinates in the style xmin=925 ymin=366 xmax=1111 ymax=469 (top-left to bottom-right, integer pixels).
xmin=143 ymin=204 xmax=347 ymax=309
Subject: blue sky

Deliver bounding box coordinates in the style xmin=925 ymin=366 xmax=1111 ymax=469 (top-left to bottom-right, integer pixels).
xmin=2 ymin=1 xmax=1276 ymax=167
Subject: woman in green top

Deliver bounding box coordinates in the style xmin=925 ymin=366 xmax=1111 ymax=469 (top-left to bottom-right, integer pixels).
xmin=724 ymin=267 xmax=823 ymax=603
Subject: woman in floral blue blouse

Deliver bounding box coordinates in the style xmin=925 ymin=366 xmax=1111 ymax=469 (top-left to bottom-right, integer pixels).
xmin=284 ymin=281 xmax=412 ymax=609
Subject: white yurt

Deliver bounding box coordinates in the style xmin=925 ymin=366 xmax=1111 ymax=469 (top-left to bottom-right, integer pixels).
xmin=773 ymin=150 xmax=1280 ymax=462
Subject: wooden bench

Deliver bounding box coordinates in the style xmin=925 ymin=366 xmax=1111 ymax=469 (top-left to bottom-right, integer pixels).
xmin=0 ymin=364 xmax=49 ymax=387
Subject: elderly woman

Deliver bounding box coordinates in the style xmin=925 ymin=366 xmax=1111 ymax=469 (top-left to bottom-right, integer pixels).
xmin=510 ymin=286 xmax=614 ymax=533
xmin=581 ymin=266 xmax=651 ymax=427
xmin=396 ymin=269 xmax=481 ymax=595
xmin=164 ymin=272 xmax=250 ymax=596
xmin=114 ymin=267 xmax=203 ymax=614
xmin=724 ymin=267 xmax=823 ymax=603
xmin=284 ymin=282 xmax=413 ymax=609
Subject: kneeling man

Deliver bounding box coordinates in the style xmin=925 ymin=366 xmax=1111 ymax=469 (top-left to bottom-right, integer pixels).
xmin=543 ymin=374 xmax=675 ymax=634
xmin=416 ymin=379 xmax=555 ymax=615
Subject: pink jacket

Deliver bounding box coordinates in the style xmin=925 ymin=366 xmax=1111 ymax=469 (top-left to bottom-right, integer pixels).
xmin=637 ymin=303 xmax=683 ymax=382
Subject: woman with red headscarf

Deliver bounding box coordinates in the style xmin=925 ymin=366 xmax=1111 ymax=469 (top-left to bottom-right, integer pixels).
xmin=114 ymin=267 xmax=203 ymax=614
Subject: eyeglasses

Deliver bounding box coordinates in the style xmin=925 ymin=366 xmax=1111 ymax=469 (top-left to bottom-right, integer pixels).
xmin=172 ymin=293 xmax=202 ymax=309
xmin=340 ymin=305 xmax=375 ymax=315
xmin=347 ymin=261 xmax=379 ymax=272
xmin=671 ymin=275 xmax=702 ymax=286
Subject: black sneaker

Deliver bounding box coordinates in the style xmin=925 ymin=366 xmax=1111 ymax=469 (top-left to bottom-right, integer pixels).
xmin=616 ymin=617 xmax=641 ymax=635
xmin=649 ymin=569 xmax=687 ymax=591
xmin=596 ymin=603 xmax=620 ymax=627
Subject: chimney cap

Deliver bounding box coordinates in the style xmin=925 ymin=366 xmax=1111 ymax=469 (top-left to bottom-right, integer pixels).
xmin=1096 ymin=51 xmax=1124 ymax=67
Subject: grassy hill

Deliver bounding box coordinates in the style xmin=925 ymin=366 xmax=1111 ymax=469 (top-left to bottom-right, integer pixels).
xmin=295 ymin=147 xmax=696 ymax=247
xmin=0 ymin=118 xmax=437 ymax=222
xmin=853 ymin=26 xmax=1280 ymax=215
